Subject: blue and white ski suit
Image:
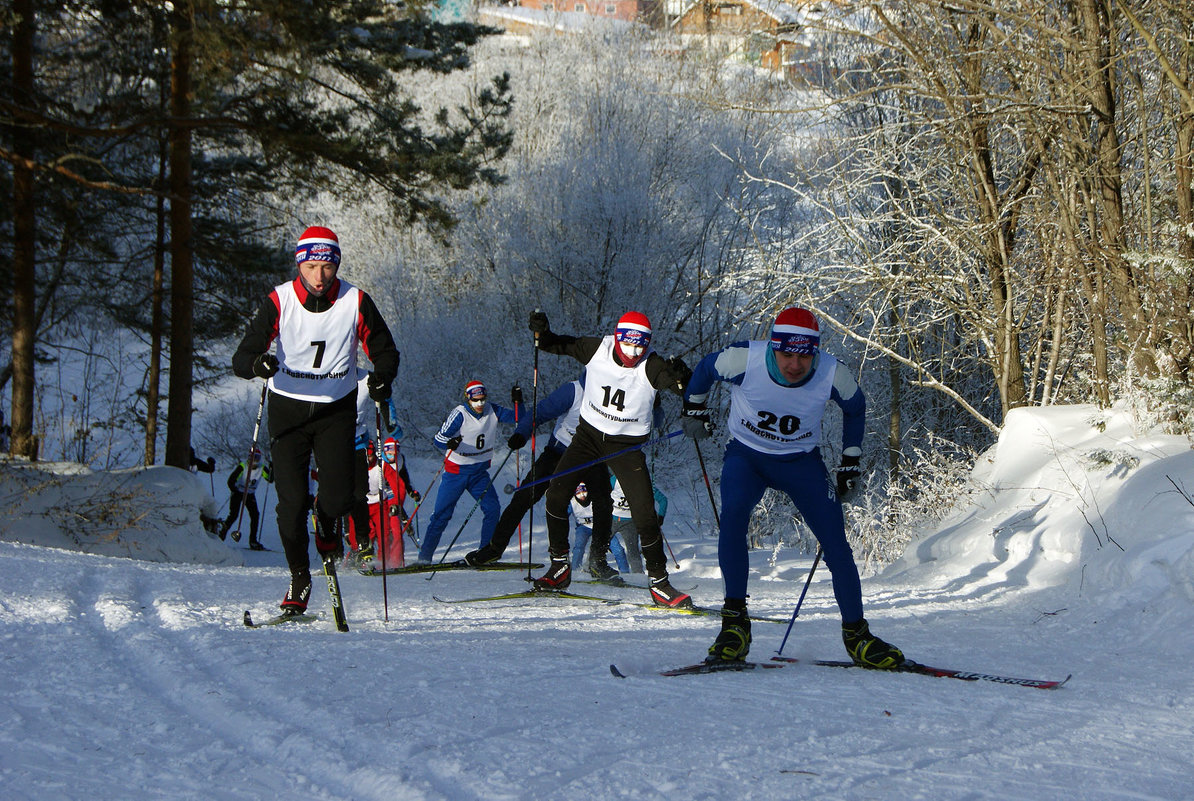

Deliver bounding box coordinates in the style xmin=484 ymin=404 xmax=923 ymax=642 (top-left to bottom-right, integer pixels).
xmin=685 ymin=341 xmax=867 ymax=622
xmin=418 ymin=399 xmax=521 ymax=562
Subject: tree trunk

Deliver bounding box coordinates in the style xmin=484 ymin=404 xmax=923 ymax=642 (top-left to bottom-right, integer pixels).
xmin=165 ymin=1 xmax=195 ymax=470
xmin=146 ymin=140 xmax=168 ymax=466
xmin=9 ymin=0 xmax=37 ymax=459
xmin=1075 ymin=0 xmax=1147 ymax=373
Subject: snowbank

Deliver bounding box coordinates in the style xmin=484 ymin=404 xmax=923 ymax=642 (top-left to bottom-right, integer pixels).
xmin=885 ymin=404 xmax=1194 ymax=616
xmin=0 ymin=458 xmax=241 ymax=566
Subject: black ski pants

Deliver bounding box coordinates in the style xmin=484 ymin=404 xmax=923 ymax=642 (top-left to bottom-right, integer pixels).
xmin=268 ymin=391 xmax=356 ymax=577
xmin=222 ymin=491 xmax=260 ymax=541
xmin=543 ymin=419 xmax=667 ymax=577
xmin=490 ymin=444 xmax=612 ymax=559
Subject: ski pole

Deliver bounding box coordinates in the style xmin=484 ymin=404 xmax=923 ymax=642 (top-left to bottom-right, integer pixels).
xmin=402 ymin=452 xmax=451 ymax=530
xmin=527 ymin=316 xmax=540 ymax=577
xmin=775 ymin=546 xmax=822 ymax=657
xmin=661 ymin=528 xmax=680 ymax=570
xmin=427 ymin=448 xmax=516 ymax=579
xmin=517 ymin=430 xmax=683 ymax=492
xmin=232 ymin=382 xmax=268 ymax=542
xmin=374 ymin=402 xmax=391 ymax=622
xmin=512 ymin=384 xmax=523 ymax=563
xmin=693 ymin=439 xmax=720 ymax=529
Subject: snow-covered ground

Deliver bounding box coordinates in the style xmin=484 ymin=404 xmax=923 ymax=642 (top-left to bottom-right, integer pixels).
xmin=2 ymin=404 xmax=1193 ymax=800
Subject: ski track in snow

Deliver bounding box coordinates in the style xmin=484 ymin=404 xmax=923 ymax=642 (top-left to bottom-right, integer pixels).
xmin=1 ymin=540 xmax=1191 ymax=801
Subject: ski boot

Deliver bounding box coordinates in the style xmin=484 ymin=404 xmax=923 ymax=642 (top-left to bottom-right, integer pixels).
xmin=588 ymin=559 xmax=620 ymax=581
xmin=532 ymin=554 xmax=571 ymax=591
xmin=464 ymin=545 xmax=500 ymax=567
xmin=706 ymin=599 xmax=751 ymax=663
xmin=649 ymin=576 xmax=693 ymax=609
xmin=248 ymin=538 xmax=266 ymax=551
xmin=281 ymin=571 xmax=312 ymax=615
xmin=313 ymin=515 xmax=344 ymax=563
xmin=842 ymin=618 xmax=904 ymax=669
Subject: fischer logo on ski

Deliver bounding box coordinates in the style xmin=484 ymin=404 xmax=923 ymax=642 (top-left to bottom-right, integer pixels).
xmin=322 ymin=555 xmax=349 ymax=632
xmin=770 ymin=656 xmax=1070 ymax=689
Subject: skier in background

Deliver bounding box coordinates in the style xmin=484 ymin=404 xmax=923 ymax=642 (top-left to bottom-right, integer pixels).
xmin=417 ymin=380 xmax=522 ymax=564
xmin=219 ymin=447 xmax=273 ymax=549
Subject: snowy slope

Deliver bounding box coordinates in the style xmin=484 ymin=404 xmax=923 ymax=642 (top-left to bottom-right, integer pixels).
xmin=1 ymin=404 xmax=1192 ymax=800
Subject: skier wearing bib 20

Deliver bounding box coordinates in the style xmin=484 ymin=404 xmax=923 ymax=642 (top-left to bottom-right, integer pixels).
xmin=232 ymin=226 xmax=399 ymax=615
xmin=682 ymin=307 xmax=904 ymax=669
xmin=528 ymin=310 xmax=693 ymax=608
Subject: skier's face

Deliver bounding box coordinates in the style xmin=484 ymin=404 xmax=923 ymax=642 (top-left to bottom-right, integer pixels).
xmin=466 ymin=387 xmax=487 ymax=413
xmin=775 ymin=351 xmax=814 ymax=383
xmin=298 ymin=261 xmax=338 ymax=297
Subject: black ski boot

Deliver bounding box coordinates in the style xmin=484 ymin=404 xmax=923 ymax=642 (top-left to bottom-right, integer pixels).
xmin=588 ymin=559 xmax=620 ymax=581
xmin=464 ymin=545 xmax=500 ymax=567
xmin=706 ymin=599 xmax=751 ymax=662
xmin=532 ymin=554 xmax=571 ymax=591
xmin=313 ymin=514 xmax=344 ymax=563
xmin=248 ymin=539 xmax=266 ymax=551
xmin=281 ymin=571 xmax=312 ymax=614
xmin=842 ymin=618 xmax=904 ymax=669
xmin=649 ymin=575 xmax=693 ymax=609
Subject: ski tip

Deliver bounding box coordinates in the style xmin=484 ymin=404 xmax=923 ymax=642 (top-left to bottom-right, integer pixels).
xmin=610 ymin=664 xmax=628 ymax=678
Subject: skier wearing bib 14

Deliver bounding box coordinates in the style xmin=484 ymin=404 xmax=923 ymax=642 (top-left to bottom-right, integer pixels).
xmin=232 ymin=226 xmax=399 ymax=615
xmin=682 ymin=307 xmax=904 ymax=668
xmin=528 ymin=309 xmax=693 ymax=608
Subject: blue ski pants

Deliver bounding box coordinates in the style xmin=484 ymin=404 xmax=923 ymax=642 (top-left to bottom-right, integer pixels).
xmin=718 ymin=440 xmax=864 ymax=623
xmin=418 ymin=462 xmax=499 ymax=562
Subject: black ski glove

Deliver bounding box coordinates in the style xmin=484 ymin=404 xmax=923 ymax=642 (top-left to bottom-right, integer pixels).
xmin=836 ymin=454 xmax=862 ymax=502
xmin=665 ymin=356 xmax=693 ymax=390
xmin=445 ymin=435 xmax=463 ymax=451
xmin=528 ymin=310 xmax=550 ymax=334
xmin=511 ymin=384 xmax=524 ymax=404
xmin=681 ymin=400 xmax=714 ymax=440
xmin=408 ymin=487 xmax=421 ymax=503
xmin=252 ymin=353 xmax=279 ymax=379
xmin=508 ymin=432 xmax=527 ymax=450
xmin=367 ymin=373 xmax=392 ymax=402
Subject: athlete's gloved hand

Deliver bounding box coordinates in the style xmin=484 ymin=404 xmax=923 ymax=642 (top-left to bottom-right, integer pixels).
xmin=445 ymin=435 xmax=463 ymax=451
xmin=388 ymin=503 xmax=400 ymax=517
xmin=511 ymin=384 xmax=524 ymax=404
xmin=664 ymin=356 xmax=693 ymax=390
xmin=681 ymin=400 xmax=714 ymax=440
xmin=507 ymin=432 xmax=527 ymax=450
xmin=836 ymin=455 xmax=862 ymax=502
xmin=252 ymin=353 xmax=279 ymax=379
xmin=367 ymin=373 xmax=392 ymax=402
xmin=528 ymin=310 xmax=550 ymax=334
xmin=408 ymin=488 xmax=421 ymax=503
